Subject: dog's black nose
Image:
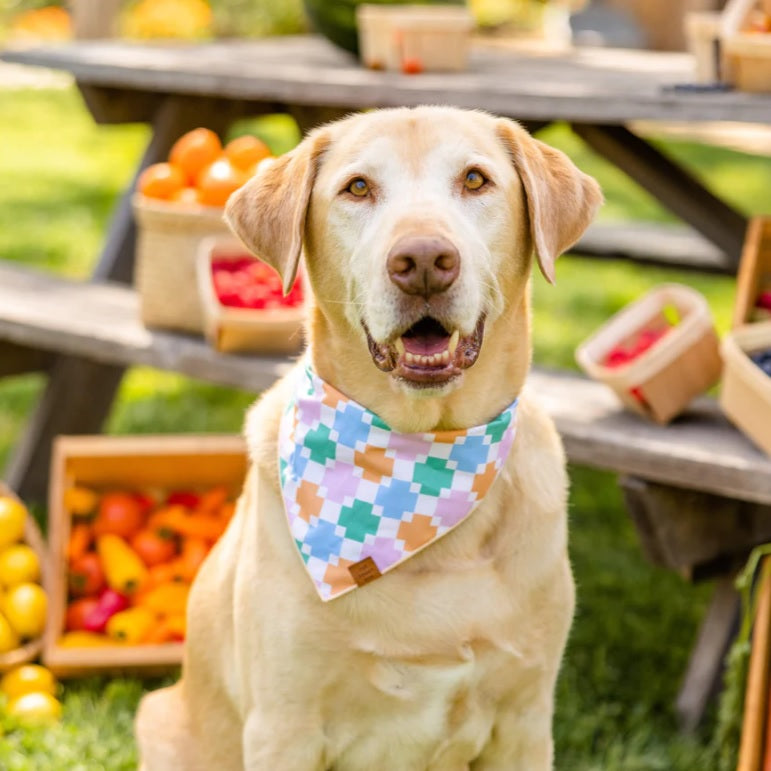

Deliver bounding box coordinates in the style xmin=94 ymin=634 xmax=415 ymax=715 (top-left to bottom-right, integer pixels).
xmin=386 ymin=235 xmax=460 ymax=297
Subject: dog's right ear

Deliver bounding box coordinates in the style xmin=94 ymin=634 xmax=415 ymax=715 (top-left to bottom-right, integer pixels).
xmin=225 ymin=128 xmax=331 ymax=294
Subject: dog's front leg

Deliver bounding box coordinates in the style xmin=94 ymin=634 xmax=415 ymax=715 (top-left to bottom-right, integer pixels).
xmin=241 ymin=709 xmax=326 ymax=771
xmin=470 ymin=694 xmax=555 ymax=771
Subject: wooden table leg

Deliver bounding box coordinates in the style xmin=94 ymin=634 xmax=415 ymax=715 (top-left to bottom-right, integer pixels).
xmin=676 ymin=576 xmax=740 ymax=732
xmin=3 ymin=94 xmax=249 ymax=502
xmin=5 ymin=356 xmax=125 ymax=502
xmin=569 ymin=123 xmax=748 ymax=270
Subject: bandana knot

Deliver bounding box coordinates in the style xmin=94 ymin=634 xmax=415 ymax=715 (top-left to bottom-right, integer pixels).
xmin=278 ymin=367 xmax=518 ymax=600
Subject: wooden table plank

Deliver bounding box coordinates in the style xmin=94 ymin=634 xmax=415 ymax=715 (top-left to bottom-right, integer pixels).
xmin=0 ymin=263 xmax=293 ymax=393
xmin=2 ymin=263 xmax=770 ymax=504
xmin=4 ymin=37 xmax=771 ymax=125
xmin=526 ymin=369 xmax=771 ymax=506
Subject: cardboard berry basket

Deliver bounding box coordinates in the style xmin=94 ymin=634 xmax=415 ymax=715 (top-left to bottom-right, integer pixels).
xmin=196 ymin=236 xmax=306 ymax=355
xmin=43 ymin=434 xmax=247 ymax=677
xmin=720 ymin=321 xmax=771 ymax=457
xmin=0 ymin=482 xmax=48 ymax=672
xmin=132 ymin=194 xmax=231 ymax=334
xmin=575 ymin=284 xmax=722 ymax=425
xmin=734 ymin=216 xmax=771 ymax=326
xmin=356 ymin=5 xmax=473 ymax=72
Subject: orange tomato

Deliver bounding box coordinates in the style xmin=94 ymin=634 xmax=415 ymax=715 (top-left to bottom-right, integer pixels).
xmin=169 ymin=127 xmax=222 ymax=184
xmin=224 ymin=135 xmax=272 ymax=172
xmin=65 ymin=597 xmax=100 ymax=631
xmin=67 ymin=523 xmax=92 ymax=564
xmin=137 ymin=162 xmax=186 ymax=200
xmin=130 ymin=529 xmax=177 ymax=568
xmin=170 ymin=186 xmax=201 ymax=206
xmin=93 ymin=493 xmax=145 ymax=539
xmin=68 ymin=552 xmax=105 ymax=598
xmin=196 ymin=159 xmax=247 ymax=207
xmin=180 ymin=537 xmax=209 ymax=581
xmin=198 ymin=486 xmax=228 ymax=514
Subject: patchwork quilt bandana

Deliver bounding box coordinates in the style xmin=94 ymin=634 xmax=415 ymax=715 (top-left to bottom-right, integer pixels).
xmin=278 ymin=366 xmax=518 ymax=601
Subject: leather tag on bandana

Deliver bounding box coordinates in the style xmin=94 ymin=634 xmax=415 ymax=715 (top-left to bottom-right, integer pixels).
xmin=348 ymin=557 xmax=382 ymax=587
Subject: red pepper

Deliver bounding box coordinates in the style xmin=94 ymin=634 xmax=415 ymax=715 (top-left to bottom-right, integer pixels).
xmin=82 ymin=588 xmax=130 ymax=633
xmin=166 ymin=490 xmax=201 ymax=509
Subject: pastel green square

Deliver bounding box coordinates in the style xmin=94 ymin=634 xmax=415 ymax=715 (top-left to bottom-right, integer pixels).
xmin=306 ymin=423 xmax=338 ymax=465
xmin=413 ymin=456 xmax=455 ymax=496
xmin=296 ymin=538 xmax=311 ymax=563
xmin=485 ymin=410 xmax=511 ymax=443
xmin=370 ymin=412 xmax=389 ymax=431
xmin=338 ymin=499 xmax=380 ymax=543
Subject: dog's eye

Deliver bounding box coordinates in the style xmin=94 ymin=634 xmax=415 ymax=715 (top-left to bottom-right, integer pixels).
xmin=464 ymin=169 xmax=487 ymax=191
xmin=347 ymin=178 xmax=370 ymax=197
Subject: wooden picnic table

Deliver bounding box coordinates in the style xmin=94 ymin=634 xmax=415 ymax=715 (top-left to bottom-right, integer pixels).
xmin=3 ymin=35 xmax=771 ymax=727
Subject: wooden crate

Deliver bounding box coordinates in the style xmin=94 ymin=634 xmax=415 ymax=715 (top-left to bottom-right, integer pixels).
xmin=737 ymin=557 xmax=771 ymax=771
xmin=0 ymin=482 xmax=49 ymax=672
xmin=721 ymin=321 xmax=771 ymax=457
xmin=720 ymin=0 xmax=771 ymax=91
xmin=196 ymin=236 xmax=306 ymax=355
xmin=734 ymin=216 xmax=771 ymax=327
xmin=357 ymin=5 xmax=473 ymax=72
xmin=43 ymin=434 xmax=247 ymax=677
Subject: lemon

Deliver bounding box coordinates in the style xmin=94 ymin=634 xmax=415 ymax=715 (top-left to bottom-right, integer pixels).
xmin=0 ymin=496 xmax=27 ymax=550
xmin=1 ymin=664 xmax=57 ymax=699
xmin=0 ymin=544 xmax=40 ymax=588
xmin=0 ymin=611 xmax=20 ymax=653
xmin=7 ymin=691 xmax=61 ymax=724
xmin=3 ymin=583 xmax=47 ymax=639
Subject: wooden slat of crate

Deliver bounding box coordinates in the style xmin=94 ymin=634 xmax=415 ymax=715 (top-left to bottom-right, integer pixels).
xmin=738 ymin=558 xmax=771 ymax=771
xmin=735 ymin=217 xmax=771 ymax=327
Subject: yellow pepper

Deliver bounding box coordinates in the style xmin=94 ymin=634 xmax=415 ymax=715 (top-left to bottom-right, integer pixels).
xmin=138 ymin=582 xmax=190 ymax=617
xmin=96 ymin=534 xmax=148 ymax=594
xmin=105 ymin=607 xmax=156 ymax=644
xmin=63 ymin=486 xmax=99 ymax=517
xmin=58 ymin=631 xmax=118 ymax=648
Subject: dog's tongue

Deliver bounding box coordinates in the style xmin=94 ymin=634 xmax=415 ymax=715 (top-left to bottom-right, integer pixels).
xmin=401 ymin=318 xmax=450 ymax=356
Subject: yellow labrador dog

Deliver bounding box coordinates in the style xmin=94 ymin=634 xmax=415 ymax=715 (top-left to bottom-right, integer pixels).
xmin=136 ymin=106 xmax=601 ymax=771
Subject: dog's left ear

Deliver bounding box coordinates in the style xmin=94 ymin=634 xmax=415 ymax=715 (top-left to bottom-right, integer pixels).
xmin=496 ymin=119 xmax=602 ymax=284
xmin=225 ymin=127 xmax=331 ymax=294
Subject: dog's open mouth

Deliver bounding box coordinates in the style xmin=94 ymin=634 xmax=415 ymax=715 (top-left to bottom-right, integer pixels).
xmin=365 ymin=316 xmax=486 ymax=386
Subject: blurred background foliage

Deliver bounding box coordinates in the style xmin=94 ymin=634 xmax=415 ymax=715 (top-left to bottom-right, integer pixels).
xmin=0 ymin=0 xmax=308 ymax=41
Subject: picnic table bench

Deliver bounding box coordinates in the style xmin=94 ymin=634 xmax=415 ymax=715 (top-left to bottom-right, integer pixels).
xmin=3 ymin=35 xmax=771 ymax=728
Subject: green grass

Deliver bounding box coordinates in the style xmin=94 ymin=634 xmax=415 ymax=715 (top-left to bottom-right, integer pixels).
xmin=1 ymin=84 xmax=768 ymax=769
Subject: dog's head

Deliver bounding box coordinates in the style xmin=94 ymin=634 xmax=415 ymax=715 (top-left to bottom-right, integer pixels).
xmin=227 ymin=107 xmax=600 ymax=412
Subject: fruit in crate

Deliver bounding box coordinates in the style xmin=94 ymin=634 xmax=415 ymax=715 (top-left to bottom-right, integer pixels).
xmin=753 ymin=288 xmax=771 ymax=321
xmin=603 ymin=325 xmax=671 ymax=368
xmin=212 ymin=255 xmax=304 ymax=310
xmin=0 ymin=493 xmax=48 ymax=649
xmin=1 ymin=664 xmax=61 ymax=724
xmin=60 ymin=485 xmax=236 ymax=646
xmin=751 ymin=348 xmax=771 ymax=376
xmin=137 ymin=128 xmax=274 ymax=207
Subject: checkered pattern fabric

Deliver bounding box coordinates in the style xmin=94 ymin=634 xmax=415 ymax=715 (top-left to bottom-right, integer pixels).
xmin=278 ymin=366 xmax=518 ymax=601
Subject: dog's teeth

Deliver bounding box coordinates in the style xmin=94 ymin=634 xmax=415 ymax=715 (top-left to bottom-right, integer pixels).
xmin=405 ymin=352 xmax=417 ymax=364
xmin=440 ymin=350 xmax=450 ymax=364
xmin=421 ymin=355 xmax=430 ymax=365
xmin=394 ymin=338 xmax=405 ymax=356
xmin=448 ymin=330 xmax=460 ymax=356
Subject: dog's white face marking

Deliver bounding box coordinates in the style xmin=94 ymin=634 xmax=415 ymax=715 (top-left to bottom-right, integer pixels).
xmin=308 ymin=109 xmax=530 ymax=394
